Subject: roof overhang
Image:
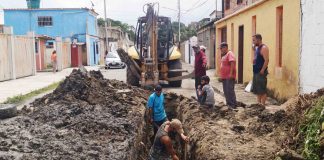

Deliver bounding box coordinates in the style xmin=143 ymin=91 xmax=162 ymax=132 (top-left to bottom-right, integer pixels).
xmin=215 ymin=0 xmax=269 ymax=26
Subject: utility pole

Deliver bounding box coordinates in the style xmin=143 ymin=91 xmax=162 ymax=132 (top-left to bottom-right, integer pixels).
xmin=215 ymin=0 xmax=217 ymax=19
xmin=104 ymin=0 xmax=109 ymax=52
xmin=222 ymin=0 xmax=225 ymax=18
xmin=178 ymin=0 xmax=181 ymax=45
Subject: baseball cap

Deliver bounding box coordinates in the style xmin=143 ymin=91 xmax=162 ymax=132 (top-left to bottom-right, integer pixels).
xmin=200 ymin=45 xmax=207 ymax=50
xmin=155 ymin=85 xmax=162 ymax=92
xmin=170 ymin=119 xmax=184 ymax=134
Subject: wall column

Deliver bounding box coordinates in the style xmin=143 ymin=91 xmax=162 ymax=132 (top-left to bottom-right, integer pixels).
xmin=4 ymin=26 xmax=16 ymax=80
xmin=27 ymin=31 xmax=36 ymax=76
xmin=55 ymin=37 xmax=63 ymax=71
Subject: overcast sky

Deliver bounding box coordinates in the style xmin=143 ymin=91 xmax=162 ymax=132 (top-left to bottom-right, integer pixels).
xmin=0 ymin=0 xmax=222 ymax=26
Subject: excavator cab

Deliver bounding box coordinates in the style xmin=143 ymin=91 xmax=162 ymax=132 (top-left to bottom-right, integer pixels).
xmin=123 ymin=3 xmax=184 ymax=87
xmin=135 ymin=16 xmax=174 ymax=61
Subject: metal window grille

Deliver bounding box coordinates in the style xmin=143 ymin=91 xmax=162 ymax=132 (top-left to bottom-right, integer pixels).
xmin=38 ymin=16 xmax=53 ymax=27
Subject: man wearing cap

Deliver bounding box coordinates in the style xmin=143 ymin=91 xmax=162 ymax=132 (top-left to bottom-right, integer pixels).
xmin=147 ymin=85 xmax=168 ymax=135
xmin=149 ymin=119 xmax=189 ymax=160
xmin=219 ymin=42 xmax=237 ymax=109
xmin=200 ymin=45 xmax=207 ymax=53
xmin=192 ymin=44 xmax=207 ymax=101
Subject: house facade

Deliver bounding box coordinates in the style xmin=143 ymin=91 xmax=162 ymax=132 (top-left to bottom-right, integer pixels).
xmin=4 ymin=8 xmax=100 ymax=66
xmin=215 ymin=0 xmax=300 ymax=100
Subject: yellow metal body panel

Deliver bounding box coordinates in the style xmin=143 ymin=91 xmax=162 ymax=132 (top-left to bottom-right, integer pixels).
xmin=127 ymin=46 xmax=140 ymax=60
xmin=169 ymin=46 xmax=181 ymax=60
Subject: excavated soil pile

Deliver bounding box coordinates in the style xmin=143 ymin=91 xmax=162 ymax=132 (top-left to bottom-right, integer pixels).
xmin=0 ymin=69 xmax=150 ymax=160
xmin=166 ymin=89 xmax=324 ymax=160
xmin=168 ymin=94 xmax=283 ymax=160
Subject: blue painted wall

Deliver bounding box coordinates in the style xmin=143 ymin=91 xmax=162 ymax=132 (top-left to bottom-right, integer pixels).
xmin=4 ymin=8 xmax=100 ymax=66
xmin=4 ymin=8 xmax=97 ymax=42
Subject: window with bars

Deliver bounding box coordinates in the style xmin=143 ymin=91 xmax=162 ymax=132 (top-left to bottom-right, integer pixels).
xmin=225 ymin=0 xmax=231 ymax=10
xmin=38 ymin=16 xmax=53 ymax=27
xmin=237 ymin=0 xmax=243 ymax=4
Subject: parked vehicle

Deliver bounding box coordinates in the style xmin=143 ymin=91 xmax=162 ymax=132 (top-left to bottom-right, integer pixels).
xmin=105 ymin=52 xmax=126 ymax=69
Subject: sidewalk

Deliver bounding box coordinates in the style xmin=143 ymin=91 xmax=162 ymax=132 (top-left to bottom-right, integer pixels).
xmin=207 ymin=69 xmax=255 ymax=106
xmin=182 ymin=62 xmax=280 ymax=108
xmin=0 ymin=66 xmax=99 ymax=103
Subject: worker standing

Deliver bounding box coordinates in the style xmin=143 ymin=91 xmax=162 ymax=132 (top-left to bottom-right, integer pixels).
xmin=219 ymin=42 xmax=237 ymax=109
xmin=251 ymin=34 xmax=269 ymax=106
xmin=147 ymin=85 xmax=168 ymax=135
xmin=193 ymin=45 xmax=207 ymax=101
xmin=51 ymin=50 xmax=57 ymax=73
xmin=149 ymin=119 xmax=189 ymax=160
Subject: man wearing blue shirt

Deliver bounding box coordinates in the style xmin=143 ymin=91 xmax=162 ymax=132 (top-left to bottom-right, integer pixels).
xmin=147 ymin=85 xmax=168 ymax=135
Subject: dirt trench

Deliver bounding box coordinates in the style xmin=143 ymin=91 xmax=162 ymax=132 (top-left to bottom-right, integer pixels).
xmin=0 ymin=69 xmax=322 ymax=160
xmin=162 ymin=93 xmax=284 ymax=160
xmin=164 ymin=89 xmax=324 ymax=160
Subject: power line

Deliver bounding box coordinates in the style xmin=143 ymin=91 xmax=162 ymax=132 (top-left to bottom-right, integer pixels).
xmin=196 ymin=4 xmax=214 ymax=21
xmin=184 ymin=0 xmax=201 ymax=12
xmin=183 ymin=0 xmax=210 ymax=13
xmin=161 ymin=6 xmax=178 ymax=12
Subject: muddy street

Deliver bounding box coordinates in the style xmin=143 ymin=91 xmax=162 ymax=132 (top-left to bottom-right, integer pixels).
xmin=0 ymin=69 xmax=323 ymax=159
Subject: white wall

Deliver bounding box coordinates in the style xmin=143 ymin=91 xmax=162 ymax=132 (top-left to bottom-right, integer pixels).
xmin=300 ymin=0 xmax=324 ymax=93
xmin=184 ymin=41 xmax=189 ymax=64
xmin=189 ymin=36 xmax=197 ymax=65
xmin=0 ymin=8 xmax=4 ymax=25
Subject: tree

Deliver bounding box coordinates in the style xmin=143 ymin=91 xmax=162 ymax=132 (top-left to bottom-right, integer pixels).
xmin=97 ymin=18 xmax=105 ymax=27
xmin=172 ymin=22 xmax=197 ymax=42
xmin=97 ymin=18 xmax=135 ymax=40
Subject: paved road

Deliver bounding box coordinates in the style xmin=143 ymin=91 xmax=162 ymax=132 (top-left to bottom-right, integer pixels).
xmin=99 ymin=63 xmax=225 ymax=105
xmin=100 ymin=67 xmax=127 ymax=83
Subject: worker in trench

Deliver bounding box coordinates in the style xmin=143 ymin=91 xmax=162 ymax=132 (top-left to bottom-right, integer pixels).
xmin=147 ymin=85 xmax=168 ymax=136
xmin=148 ymin=119 xmax=189 ymax=160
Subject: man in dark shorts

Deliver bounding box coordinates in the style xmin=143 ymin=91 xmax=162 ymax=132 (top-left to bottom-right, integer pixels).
xmin=251 ymin=34 xmax=269 ymax=105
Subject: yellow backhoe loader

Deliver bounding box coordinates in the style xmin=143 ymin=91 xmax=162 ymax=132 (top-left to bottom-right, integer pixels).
xmin=118 ymin=3 xmax=194 ymax=87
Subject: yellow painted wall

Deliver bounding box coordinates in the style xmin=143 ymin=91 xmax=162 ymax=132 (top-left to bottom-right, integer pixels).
xmin=215 ymin=0 xmax=300 ymax=100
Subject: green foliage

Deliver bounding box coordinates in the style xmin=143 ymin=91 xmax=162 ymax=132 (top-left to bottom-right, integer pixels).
xmin=97 ymin=18 xmax=106 ymax=27
xmin=3 ymin=82 xmax=61 ymax=104
xmin=97 ymin=18 xmax=135 ymax=41
xmin=172 ymin=22 xmax=197 ymax=42
xmin=300 ymin=97 xmax=324 ymax=160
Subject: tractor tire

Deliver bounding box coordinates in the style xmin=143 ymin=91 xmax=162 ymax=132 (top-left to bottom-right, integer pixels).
xmin=168 ymin=60 xmax=182 ymax=87
xmin=0 ymin=104 xmax=17 ymax=119
xmin=127 ymin=66 xmax=140 ymax=86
